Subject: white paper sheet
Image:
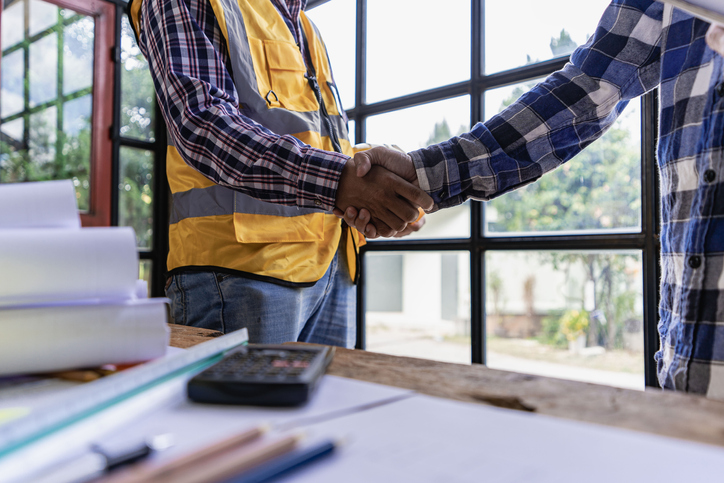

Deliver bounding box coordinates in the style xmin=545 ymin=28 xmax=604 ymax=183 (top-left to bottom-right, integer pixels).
xmin=0 ymin=180 xmax=80 ymax=229
xmin=283 ymin=393 xmax=724 ymax=482
xmin=5 ymin=370 xmax=724 ymax=483
xmin=0 ymin=375 xmax=414 ymax=482
xmin=95 ymin=375 xmax=414 ymax=461
xmin=0 ymin=227 xmax=139 ymax=307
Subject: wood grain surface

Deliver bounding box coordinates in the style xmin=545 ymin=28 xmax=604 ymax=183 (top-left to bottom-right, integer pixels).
xmin=168 ymin=323 xmax=223 ymax=348
xmin=169 ymin=324 xmax=724 ymax=448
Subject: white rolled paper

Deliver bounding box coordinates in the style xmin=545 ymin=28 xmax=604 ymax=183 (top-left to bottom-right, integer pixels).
xmin=0 ymin=227 xmax=139 ymax=307
xmin=0 ymin=180 xmax=81 ymax=229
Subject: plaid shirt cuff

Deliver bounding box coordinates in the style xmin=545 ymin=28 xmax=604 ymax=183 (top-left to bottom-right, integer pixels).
xmin=296 ymin=148 xmax=349 ymax=211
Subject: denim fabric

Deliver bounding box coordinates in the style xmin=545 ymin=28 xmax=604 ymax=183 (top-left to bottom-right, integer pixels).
xmin=166 ymin=248 xmax=355 ymax=348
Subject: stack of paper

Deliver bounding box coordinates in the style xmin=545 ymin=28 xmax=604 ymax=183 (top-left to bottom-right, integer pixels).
xmin=0 ymin=180 xmax=169 ymax=376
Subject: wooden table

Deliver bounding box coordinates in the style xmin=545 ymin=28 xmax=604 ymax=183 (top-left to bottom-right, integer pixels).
xmin=169 ymin=324 xmax=724 ymax=448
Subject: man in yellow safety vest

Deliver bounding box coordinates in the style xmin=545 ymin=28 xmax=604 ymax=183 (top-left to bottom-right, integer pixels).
xmin=129 ymin=0 xmax=431 ymax=347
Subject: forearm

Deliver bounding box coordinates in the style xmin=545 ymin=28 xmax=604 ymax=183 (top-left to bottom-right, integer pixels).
xmin=138 ymin=0 xmax=348 ymax=210
xmin=410 ymin=66 xmax=622 ymax=209
xmin=410 ymin=0 xmax=663 ymax=210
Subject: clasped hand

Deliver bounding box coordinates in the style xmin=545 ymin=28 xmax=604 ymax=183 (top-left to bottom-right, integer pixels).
xmin=707 ymin=23 xmax=724 ymax=57
xmin=334 ymin=146 xmax=431 ymax=238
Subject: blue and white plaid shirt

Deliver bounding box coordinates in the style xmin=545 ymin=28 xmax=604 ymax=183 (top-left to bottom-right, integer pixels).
xmin=410 ymin=0 xmax=724 ymax=397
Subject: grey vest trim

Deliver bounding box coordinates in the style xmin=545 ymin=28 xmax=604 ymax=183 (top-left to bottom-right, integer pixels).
xmin=215 ymin=0 xmax=347 ymax=138
xmin=170 ymin=185 xmax=326 ymax=225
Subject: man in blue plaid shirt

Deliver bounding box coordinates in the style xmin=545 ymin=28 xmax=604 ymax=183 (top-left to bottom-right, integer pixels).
xmin=346 ymin=0 xmax=724 ymax=397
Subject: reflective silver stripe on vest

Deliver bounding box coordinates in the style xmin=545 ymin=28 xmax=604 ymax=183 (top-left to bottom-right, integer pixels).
xmin=215 ymin=0 xmax=346 ymax=138
xmin=170 ymin=184 xmax=326 ymax=225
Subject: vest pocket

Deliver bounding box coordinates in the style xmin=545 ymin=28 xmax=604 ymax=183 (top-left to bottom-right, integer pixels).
xmin=233 ymin=212 xmax=325 ymax=243
xmin=263 ymin=40 xmax=318 ymax=112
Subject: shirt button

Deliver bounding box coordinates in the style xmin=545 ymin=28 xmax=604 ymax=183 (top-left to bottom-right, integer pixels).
xmin=688 ymin=256 xmax=702 ymax=269
xmin=314 ymin=199 xmax=322 ymax=206
xmin=704 ymin=169 xmax=717 ymax=183
xmin=717 ymin=82 xmax=724 ymax=97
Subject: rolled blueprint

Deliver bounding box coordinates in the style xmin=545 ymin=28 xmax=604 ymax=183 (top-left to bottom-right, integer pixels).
xmin=0 ymin=180 xmax=81 ymax=229
xmin=0 ymin=227 xmax=139 ymax=307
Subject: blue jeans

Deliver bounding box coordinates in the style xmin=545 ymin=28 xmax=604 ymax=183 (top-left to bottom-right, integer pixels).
xmin=165 ymin=248 xmax=356 ymax=348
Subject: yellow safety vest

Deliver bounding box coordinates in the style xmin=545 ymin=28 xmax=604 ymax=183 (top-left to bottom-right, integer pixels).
xmin=130 ymin=0 xmax=364 ymax=285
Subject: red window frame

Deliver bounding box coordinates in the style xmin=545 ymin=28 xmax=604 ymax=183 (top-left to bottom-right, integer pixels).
xmin=0 ymin=0 xmax=115 ymax=226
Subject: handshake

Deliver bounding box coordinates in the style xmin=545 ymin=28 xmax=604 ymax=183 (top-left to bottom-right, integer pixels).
xmin=334 ymin=145 xmax=434 ymax=239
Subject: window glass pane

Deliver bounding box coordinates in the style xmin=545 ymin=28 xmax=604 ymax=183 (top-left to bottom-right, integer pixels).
xmin=1 ymin=3 xmax=96 ymax=211
xmin=62 ymin=95 xmax=91 ymax=209
xmin=62 ymin=94 xmax=91 ymax=135
xmin=483 ymin=77 xmax=543 ymax=122
xmin=0 ymin=117 xmax=23 ymax=142
xmin=484 ymin=81 xmax=642 ymax=235
xmin=119 ymin=147 xmax=154 ymax=249
xmin=121 ymin=15 xmax=155 ymax=141
xmin=484 ymin=0 xmax=609 ymax=74
xmin=29 ymin=33 xmax=57 ymax=106
xmin=1 ymin=50 xmax=24 ymax=118
xmin=485 ymin=251 xmax=644 ymax=390
xmin=1 ymin=0 xmax=24 ymax=49
xmin=0 ymin=118 xmax=24 ymax=181
xmin=305 ymin=0 xmax=355 ymax=111
xmin=29 ymin=105 xmax=56 ymax=166
xmin=29 ymin=0 xmax=57 ymax=36
xmin=60 ymin=7 xmax=76 ymax=20
xmin=367 ymin=0 xmax=470 ymax=103
xmin=63 ymin=18 xmax=94 ymax=95
xmin=347 ymin=119 xmax=355 ymax=146
xmin=366 ymin=251 xmax=471 ymax=364
xmin=366 ymin=96 xmax=471 ymax=239
xmin=367 ymin=96 xmax=470 ymax=156
xmin=139 ymin=260 xmax=152 ymax=298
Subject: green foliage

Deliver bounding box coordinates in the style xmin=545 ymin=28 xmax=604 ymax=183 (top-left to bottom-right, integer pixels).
xmin=545 ymin=252 xmax=641 ymax=350
xmin=538 ymin=311 xmax=568 ymax=349
xmin=119 ymin=147 xmax=154 ymax=248
xmin=560 ymin=309 xmax=589 ymax=341
xmin=482 ymin=66 xmax=642 ymax=351
xmin=550 ymin=29 xmax=578 ymax=57
xmin=487 ymin=88 xmax=640 ymax=233
xmin=120 ymin=17 xmax=155 ymax=141
xmin=487 ymin=270 xmax=506 ymax=316
xmin=478 ymin=28 xmax=643 ymax=351
xmin=115 ymin=16 xmax=157 ymax=249
xmin=0 ymin=16 xmax=155 ymax=248
xmin=0 ymin=116 xmax=91 ymax=210
xmin=425 ymin=119 xmax=467 ymax=146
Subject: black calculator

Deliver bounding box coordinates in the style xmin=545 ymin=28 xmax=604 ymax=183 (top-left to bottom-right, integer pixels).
xmin=187 ymin=344 xmax=335 ymax=407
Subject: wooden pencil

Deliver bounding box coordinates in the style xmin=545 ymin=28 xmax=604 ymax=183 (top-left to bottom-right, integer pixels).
xmin=152 ymin=433 xmax=303 ymax=483
xmin=97 ymin=425 xmax=271 ymax=483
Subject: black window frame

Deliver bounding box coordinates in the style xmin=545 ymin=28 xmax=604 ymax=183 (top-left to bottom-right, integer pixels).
xmin=107 ymin=0 xmax=169 ymax=298
xmin=310 ymin=0 xmax=662 ymax=388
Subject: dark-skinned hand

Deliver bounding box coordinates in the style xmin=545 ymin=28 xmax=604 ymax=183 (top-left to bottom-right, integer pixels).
xmin=335 ymin=158 xmax=433 ymax=238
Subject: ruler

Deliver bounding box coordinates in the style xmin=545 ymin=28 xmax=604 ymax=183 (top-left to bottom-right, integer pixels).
xmin=0 ymin=328 xmax=248 ymax=460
